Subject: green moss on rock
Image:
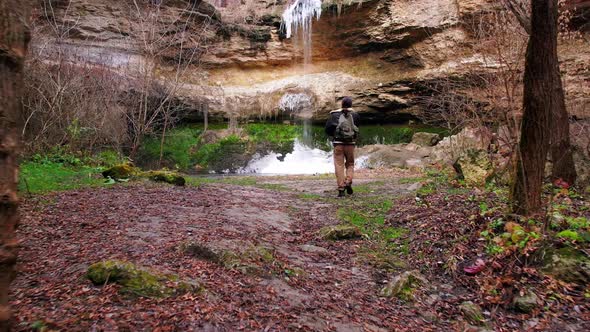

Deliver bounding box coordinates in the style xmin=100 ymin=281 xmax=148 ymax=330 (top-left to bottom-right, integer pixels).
xmin=542 ymin=247 xmax=590 ymax=285
xmin=320 ymin=224 xmax=362 ymax=240
xmin=102 ymin=163 xmax=139 ymax=180
xmin=86 ymin=260 xmax=201 ymax=298
xmin=142 ymin=170 xmax=186 ymax=186
xmin=380 ymin=270 xmax=426 ymax=300
xmin=459 ymin=301 xmax=484 ymax=325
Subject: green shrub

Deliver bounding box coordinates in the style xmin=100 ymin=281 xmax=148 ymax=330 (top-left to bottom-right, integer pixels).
xmin=193 ymin=135 xmax=245 ymax=167
xmin=138 ymin=127 xmax=202 ymax=169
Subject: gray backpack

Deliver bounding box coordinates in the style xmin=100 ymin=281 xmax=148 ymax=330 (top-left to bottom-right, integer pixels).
xmin=335 ymin=112 xmax=359 ymax=142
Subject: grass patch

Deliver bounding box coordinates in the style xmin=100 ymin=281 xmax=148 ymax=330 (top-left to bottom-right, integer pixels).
xmin=299 ymin=193 xmax=322 ymax=200
xmin=19 ymin=161 xmax=105 ymax=194
xmin=139 ymin=127 xmax=202 ymax=170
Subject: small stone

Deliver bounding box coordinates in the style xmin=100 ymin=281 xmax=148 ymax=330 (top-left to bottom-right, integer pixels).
xmin=513 ymin=291 xmax=540 ymax=313
xmin=459 ymin=301 xmax=484 ymax=325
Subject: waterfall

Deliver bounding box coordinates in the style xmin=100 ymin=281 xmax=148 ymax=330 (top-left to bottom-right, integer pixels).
xmin=281 ymin=0 xmax=322 ymax=66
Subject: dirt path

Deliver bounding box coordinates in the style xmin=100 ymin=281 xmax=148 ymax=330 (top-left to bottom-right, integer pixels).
xmin=12 ymin=169 xmax=588 ymax=331
xmin=11 ymin=169 xmax=444 ymax=331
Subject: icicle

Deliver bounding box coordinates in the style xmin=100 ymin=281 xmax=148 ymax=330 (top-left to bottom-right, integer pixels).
xmin=281 ymin=0 xmax=322 ymax=39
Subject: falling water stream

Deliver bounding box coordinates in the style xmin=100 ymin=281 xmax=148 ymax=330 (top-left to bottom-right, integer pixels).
xmin=241 ymin=2 xmax=333 ymax=174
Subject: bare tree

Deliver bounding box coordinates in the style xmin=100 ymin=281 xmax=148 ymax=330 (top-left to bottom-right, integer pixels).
xmin=512 ymin=0 xmax=561 ymax=215
xmin=0 ymin=0 xmax=30 ymax=329
xmin=503 ymin=0 xmax=577 ymax=185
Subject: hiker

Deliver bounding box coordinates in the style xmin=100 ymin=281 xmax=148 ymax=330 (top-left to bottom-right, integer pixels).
xmin=325 ymin=97 xmax=360 ymax=197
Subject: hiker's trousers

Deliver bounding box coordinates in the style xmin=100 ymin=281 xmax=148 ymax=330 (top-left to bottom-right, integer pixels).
xmin=334 ymin=144 xmax=355 ymax=189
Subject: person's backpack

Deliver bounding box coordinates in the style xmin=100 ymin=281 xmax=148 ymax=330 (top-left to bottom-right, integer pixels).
xmin=335 ymin=111 xmax=359 ymax=142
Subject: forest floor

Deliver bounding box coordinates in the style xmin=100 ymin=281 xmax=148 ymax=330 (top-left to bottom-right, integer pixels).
xmin=11 ymin=168 xmax=590 ymax=331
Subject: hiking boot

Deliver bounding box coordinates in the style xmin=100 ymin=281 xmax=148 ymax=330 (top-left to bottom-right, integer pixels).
xmin=338 ymin=190 xmax=346 ymax=198
xmin=345 ymin=185 xmax=353 ymax=195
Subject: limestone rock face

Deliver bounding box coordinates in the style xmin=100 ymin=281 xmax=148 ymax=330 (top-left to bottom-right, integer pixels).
xmin=31 ymin=0 xmax=589 ymax=124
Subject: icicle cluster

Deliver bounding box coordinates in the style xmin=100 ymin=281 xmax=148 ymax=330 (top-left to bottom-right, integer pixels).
xmin=279 ymin=93 xmax=312 ymax=112
xmin=281 ymin=0 xmax=322 ymax=39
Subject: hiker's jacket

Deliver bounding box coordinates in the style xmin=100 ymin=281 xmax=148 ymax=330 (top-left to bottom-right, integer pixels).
xmin=325 ymin=108 xmax=360 ymax=145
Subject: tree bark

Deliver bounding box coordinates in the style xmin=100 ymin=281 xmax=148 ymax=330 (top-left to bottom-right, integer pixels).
xmin=0 ymin=0 xmax=29 ymax=329
xmin=512 ymin=0 xmax=558 ymax=215
xmin=503 ymin=0 xmax=578 ymax=185
xmin=550 ymin=66 xmax=577 ymax=185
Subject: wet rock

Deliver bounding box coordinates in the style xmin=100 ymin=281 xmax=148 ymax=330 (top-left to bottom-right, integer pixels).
xmin=513 ymin=291 xmax=540 ymax=313
xmin=542 ymin=247 xmax=590 ymax=285
xmin=459 ymin=301 xmax=484 ymax=325
xmin=319 ymin=225 xmax=362 ymax=241
xmin=86 ymin=260 xmax=201 ymax=298
xmin=412 ymin=132 xmax=441 ymax=147
xmin=454 ymin=149 xmax=493 ymax=186
xmin=380 ymin=270 xmax=427 ymax=300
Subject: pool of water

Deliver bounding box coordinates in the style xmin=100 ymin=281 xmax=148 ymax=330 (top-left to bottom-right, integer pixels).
xmin=234 ymin=123 xmax=445 ymax=175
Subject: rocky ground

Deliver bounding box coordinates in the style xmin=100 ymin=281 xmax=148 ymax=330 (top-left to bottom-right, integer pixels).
xmin=10 ymin=168 xmax=590 ymax=331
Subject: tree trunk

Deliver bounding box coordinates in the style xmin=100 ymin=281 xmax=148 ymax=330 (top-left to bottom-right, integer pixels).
xmin=550 ymin=66 xmax=577 ymax=185
xmin=0 ymin=0 xmax=30 ymax=329
xmin=512 ymin=0 xmax=559 ymax=215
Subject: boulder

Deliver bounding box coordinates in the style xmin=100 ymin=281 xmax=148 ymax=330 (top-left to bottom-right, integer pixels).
xmin=542 ymin=247 xmax=590 ymax=285
xmin=454 ymin=149 xmax=493 ymax=186
xmin=356 ymin=144 xmax=433 ymax=169
xmin=459 ymin=301 xmax=484 ymax=325
xmin=143 ymin=170 xmax=186 ymax=186
xmin=513 ymin=291 xmax=540 ymax=313
xmin=102 ymin=163 xmax=139 ymax=180
xmin=380 ymin=270 xmax=427 ymax=300
xmin=412 ymin=132 xmax=441 ymax=147
xmin=319 ymin=225 xmax=362 ymax=241
xmin=431 ymin=127 xmax=493 ymax=164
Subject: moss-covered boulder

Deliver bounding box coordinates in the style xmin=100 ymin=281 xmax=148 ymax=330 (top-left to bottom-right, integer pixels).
xmin=380 ymin=270 xmax=427 ymax=300
xmin=454 ymin=149 xmax=493 ymax=187
xmin=542 ymin=247 xmax=590 ymax=285
xmin=319 ymin=224 xmax=362 ymax=240
xmin=142 ymin=170 xmax=186 ymax=186
xmin=459 ymin=301 xmax=484 ymax=325
xmin=86 ymin=260 xmax=201 ymax=298
xmin=102 ymin=163 xmax=139 ymax=180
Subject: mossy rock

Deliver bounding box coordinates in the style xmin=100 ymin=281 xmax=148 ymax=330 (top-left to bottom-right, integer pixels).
xmin=86 ymin=260 xmax=201 ymax=298
xmin=459 ymin=301 xmax=484 ymax=325
xmin=102 ymin=163 xmax=139 ymax=180
xmin=142 ymin=170 xmax=186 ymax=186
xmin=541 ymin=247 xmax=590 ymax=285
xmin=512 ymin=291 xmax=540 ymax=313
xmin=319 ymin=224 xmax=362 ymax=240
xmin=380 ymin=270 xmax=427 ymax=300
